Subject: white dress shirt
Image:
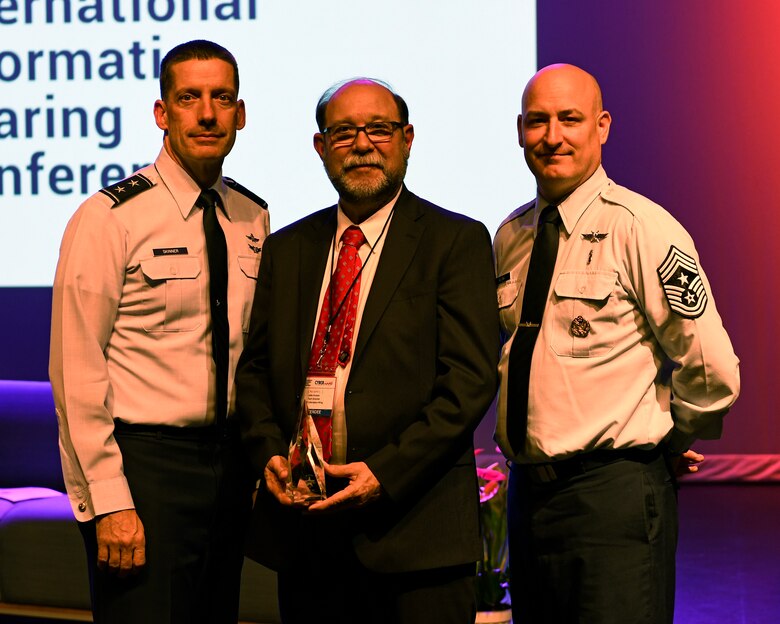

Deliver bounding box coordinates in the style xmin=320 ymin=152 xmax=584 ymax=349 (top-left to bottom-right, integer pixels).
xmin=50 ymin=147 xmax=269 ymax=519
xmin=494 ymin=166 xmax=739 ymax=463
xmin=309 ymin=189 xmax=400 ymax=463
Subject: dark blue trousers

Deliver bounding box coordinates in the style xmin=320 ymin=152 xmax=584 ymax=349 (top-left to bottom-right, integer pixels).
xmin=508 ymin=451 xmax=678 ymax=624
xmin=79 ymin=424 xmax=253 ymax=624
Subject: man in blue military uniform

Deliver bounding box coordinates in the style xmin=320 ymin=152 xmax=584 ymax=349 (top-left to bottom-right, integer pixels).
xmin=494 ymin=63 xmax=740 ymax=624
xmin=50 ymin=40 xmax=269 ymax=623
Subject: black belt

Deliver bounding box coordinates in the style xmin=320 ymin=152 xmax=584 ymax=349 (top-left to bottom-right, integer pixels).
xmin=113 ymin=419 xmax=238 ymax=442
xmin=515 ymin=445 xmax=664 ymax=485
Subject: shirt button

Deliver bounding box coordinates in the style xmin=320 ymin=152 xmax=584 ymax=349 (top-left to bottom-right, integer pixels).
xmin=170 ymin=266 xmax=178 ymax=275
xmin=78 ymin=502 xmax=86 ymax=512
xmin=579 ymin=286 xmax=585 ymax=294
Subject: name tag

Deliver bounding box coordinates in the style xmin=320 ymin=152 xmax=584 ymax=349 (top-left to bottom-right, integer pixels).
xmin=304 ymin=375 xmax=336 ymax=419
xmin=153 ymin=247 xmax=188 ymax=256
xmin=496 ymin=272 xmax=511 ymax=285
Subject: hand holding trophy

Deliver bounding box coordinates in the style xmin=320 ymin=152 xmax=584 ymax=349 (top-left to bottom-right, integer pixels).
xmin=285 ymin=398 xmax=327 ymax=505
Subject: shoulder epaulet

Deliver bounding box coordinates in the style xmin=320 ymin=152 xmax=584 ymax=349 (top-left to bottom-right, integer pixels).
xmin=496 ymin=200 xmax=535 ymax=231
xmin=99 ymin=173 xmax=155 ymax=207
xmin=224 ymin=177 xmax=268 ymax=209
xmin=601 ymin=180 xmax=665 ymax=218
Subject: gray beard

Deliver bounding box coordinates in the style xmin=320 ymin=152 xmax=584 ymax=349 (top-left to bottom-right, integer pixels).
xmin=326 ymin=156 xmax=408 ymax=204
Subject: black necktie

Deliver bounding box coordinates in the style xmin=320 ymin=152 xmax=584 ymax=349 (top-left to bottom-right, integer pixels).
xmin=198 ymin=189 xmax=229 ymax=424
xmin=506 ymin=204 xmax=561 ymax=452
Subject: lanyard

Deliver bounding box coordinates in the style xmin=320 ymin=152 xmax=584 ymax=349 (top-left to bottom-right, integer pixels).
xmin=316 ymin=206 xmax=395 ymax=366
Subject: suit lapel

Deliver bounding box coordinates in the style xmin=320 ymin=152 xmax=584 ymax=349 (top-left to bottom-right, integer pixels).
xmin=298 ymin=207 xmax=337 ymax=380
xmin=353 ymin=188 xmax=424 ymax=364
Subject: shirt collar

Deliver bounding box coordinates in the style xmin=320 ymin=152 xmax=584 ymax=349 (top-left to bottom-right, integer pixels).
xmin=534 ymin=165 xmax=608 ymax=235
xmin=335 ymin=186 xmax=402 ymax=247
xmin=153 ymin=146 xmax=229 ymax=220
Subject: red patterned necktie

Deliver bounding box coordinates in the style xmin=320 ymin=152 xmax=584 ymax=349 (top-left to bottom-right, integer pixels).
xmin=307 ymin=225 xmax=367 ymax=460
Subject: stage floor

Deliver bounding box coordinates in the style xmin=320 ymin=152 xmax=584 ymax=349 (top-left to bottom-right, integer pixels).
xmin=1 ymin=484 xmax=777 ymax=623
xmin=676 ymin=483 xmax=780 ymax=624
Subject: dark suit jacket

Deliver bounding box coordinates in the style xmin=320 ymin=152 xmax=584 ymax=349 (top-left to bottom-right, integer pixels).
xmin=235 ymin=187 xmax=499 ymax=574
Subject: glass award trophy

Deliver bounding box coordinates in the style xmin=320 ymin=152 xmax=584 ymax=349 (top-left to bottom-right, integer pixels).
xmin=285 ymin=397 xmax=327 ymax=505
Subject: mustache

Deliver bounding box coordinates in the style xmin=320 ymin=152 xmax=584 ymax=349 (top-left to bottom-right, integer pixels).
xmin=343 ymin=156 xmax=384 ymax=170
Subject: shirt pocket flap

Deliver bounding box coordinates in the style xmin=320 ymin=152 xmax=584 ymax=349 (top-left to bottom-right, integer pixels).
xmin=554 ymin=270 xmax=617 ymax=301
xmin=497 ymin=281 xmax=519 ymax=308
xmin=140 ymin=256 xmax=201 ymax=281
xmin=238 ymin=255 xmax=261 ymax=279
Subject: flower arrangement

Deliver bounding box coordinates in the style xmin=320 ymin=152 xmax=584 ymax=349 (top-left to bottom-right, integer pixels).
xmin=475 ymin=449 xmax=510 ymax=612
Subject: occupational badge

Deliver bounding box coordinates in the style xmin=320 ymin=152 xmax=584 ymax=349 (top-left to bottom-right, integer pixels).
xmin=582 ymin=231 xmax=609 ymax=243
xmin=570 ymin=315 xmax=591 ymax=337
xmin=657 ymin=245 xmax=708 ymax=318
xmin=246 ymin=233 xmax=262 ymax=253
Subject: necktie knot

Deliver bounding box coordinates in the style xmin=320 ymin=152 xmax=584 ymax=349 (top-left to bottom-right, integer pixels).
xmin=341 ymin=225 xmax=366 ymax=249
xmin=197 ymin=189 xmax=222 ymax=213
xmin=539 ymin=204 xmax=560 ymax=226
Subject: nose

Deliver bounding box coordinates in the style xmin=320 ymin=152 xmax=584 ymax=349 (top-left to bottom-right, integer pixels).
xmin=351 ymin=127 xmax=375 ymax=153
xmin=544 ymin=119 xmax=562 ymax=147
xmin=198 ymin=98 xmax=216 ymax=125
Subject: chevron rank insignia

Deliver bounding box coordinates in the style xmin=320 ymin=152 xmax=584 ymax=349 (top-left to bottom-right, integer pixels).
xmin=99 ymin=174 xmax=155 ymax=206
xmin=657 ymin=245 xmax=708 ymax=318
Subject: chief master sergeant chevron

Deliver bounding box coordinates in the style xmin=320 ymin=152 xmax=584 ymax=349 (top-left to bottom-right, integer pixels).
xmin=49 ymin=40 xmax=269 ymax=623
xmin=494 ymin=63 xmax=740 ymax=624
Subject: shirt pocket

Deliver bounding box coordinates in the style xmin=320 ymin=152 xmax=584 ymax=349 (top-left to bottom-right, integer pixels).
xmin=551 ymin=270 xmax=618 ymax=357
xmin=238 ymin=254 xmax=260 ymax=333
xmin=139 ymin=256 xmax=202 ymax=332
xmin=496 ymin=268 xmax=523 ymax=333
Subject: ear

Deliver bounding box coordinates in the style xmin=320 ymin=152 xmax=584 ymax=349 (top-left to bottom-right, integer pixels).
xmin=153 ymin=99 xmax=168 ymax=132
xmin=313 ymin=133 xmax=326 ymax=161
xmin=403 ymin=124 xmax=414 ymax=151
xmin=597 ymin=110 xmax=611 ymax=145
xmin=517 ymin=114 xmax=525 ymax=148
xmin=236 ymin=99 xmax=246 ymax=131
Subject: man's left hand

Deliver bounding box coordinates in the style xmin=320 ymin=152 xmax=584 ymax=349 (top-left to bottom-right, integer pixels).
xmin=306 ymin=461 xmax=382 ymax=512
xmin=672 ymin=449 xmax=705 ymax=476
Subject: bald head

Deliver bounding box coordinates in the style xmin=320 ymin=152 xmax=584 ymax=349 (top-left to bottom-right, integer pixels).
xmin=315 ymin=77 xmax=409 ymax=132
xmin=518 ymin=63 xmax=611 ymax=202
xmin=522 ymin=64 xmax=603 ymax=116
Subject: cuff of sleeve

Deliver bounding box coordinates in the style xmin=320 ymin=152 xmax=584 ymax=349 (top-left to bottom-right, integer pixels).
xmin=72 ymin=475 xmax=134 ymax=521
xmin=666 ymin=428 xmax=693 ymax=456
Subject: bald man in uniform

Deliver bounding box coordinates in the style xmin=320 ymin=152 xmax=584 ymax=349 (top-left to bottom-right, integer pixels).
xmin=494 ymin=64 xmax=739 ymax=623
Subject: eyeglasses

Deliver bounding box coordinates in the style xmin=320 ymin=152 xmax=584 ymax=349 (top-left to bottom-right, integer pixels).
xmin=323 ymin=121 xmax=405 ymax=146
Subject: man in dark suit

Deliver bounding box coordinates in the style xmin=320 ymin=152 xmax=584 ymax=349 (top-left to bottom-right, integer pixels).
xmin=235 ymin=78 xmax=499 ymax=623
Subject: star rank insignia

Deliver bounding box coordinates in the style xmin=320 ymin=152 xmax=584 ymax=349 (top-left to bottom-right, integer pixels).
xmin=657 ymin=245 xmax=708 ymax=318
xmin=582 ymin=230 xmax=609 ymax=243
xmin=99 ymin=173 xmax=155 ymax=207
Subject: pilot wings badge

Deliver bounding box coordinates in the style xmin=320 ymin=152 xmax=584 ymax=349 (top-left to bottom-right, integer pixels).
xmin=582 ymin=230 xmax=609 ymax=243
